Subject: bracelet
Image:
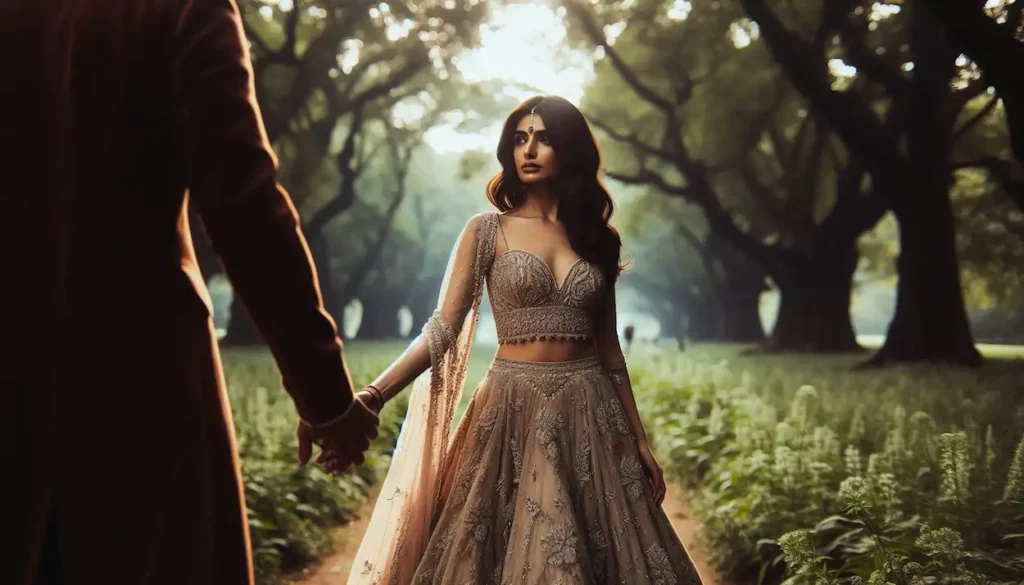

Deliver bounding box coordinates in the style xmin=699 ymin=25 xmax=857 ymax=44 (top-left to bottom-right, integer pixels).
xmin=298 ymin=400 xmax=356 ymax=430
xmin=365 ymin=385 xmax=384 ymax=410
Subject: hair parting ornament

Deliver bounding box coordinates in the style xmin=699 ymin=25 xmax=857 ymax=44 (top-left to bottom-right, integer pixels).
xmin=527 ymin=103 xmax=539 ymax=134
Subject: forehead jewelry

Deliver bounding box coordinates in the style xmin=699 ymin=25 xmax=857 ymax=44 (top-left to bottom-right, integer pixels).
xmin=527 ymin=105 xmax=537 ymax=134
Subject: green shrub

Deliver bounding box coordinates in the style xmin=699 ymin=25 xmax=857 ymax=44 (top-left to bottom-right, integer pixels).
xmin=223 ymin=345 xmax=409 ymax=585
xmin=634 ymin=343 xmax=1024 ymax=584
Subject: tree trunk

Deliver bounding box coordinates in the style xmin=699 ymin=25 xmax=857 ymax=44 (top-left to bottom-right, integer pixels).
xmin=870 ymin=201 xmax=982 ymax=365
xmin=763 ymin=246 xmax=861 ymax=353
xmin=764 ymin=280 xmax=859 ymax=353
xmin=221 ymin=298 xmax=265 ymax=346
xmin=652 ymin=300 xmax=684 ymax=344
xmin=194 ymin=199 xmax=262 ymax=346
xmin=406 ymin=281 xmax=439 ymax=339
xmin=307 ymin=233 xmax=348 ymax=325
xmin=357 ymin=294 xmax=403 ymax=339
xmin=685 ymin=302 xmax=718 ymax=342
xmin=869 ymin=6 xmax=981 ymax=367
xmin=719 ymin=279 xmax=766 ymax=343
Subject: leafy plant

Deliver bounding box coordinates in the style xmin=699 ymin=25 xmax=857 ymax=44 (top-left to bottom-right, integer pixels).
xmin=223 ymin=347 xmax=407 ymax=585
xmin=633 ymin=344 xmax=1024 ymax=584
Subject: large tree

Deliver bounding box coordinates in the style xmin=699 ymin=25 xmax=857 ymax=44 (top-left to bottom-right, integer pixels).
xmin=923 ymin=0 xmax=1024 ymax=167
xmin=738 ymin=0 xmax=994 ymax=365
xmin=205 ymin=0 xmax=489 ymax=344
xmin=618 ymin=193 xmax=767 ymax=343
xmin=562 ymin=0 xmax=885 ymax=352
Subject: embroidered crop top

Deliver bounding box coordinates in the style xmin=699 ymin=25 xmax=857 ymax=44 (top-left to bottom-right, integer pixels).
xmin=487 ymin=247 xmax=607 ymax=344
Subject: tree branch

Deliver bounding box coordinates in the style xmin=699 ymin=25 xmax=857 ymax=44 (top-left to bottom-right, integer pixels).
xmin=246 ymin=27 xmax=274 ymax=59
xmin=739 ymin=0 xmax=908 ymax=197
xmin=737 ymin=162 xmax=789 ymax=232
xmin=305 ymin=106 xmax=367 ymax=236
xmin=953 ymin=156 xmax=1024 ymax=211
xmin=925 ymin=0 xmax=1024 ymax=161
xmin=590 ymin=116 xmax=676 ymax=163
xmin=835 ymin=9 xmax=912 ymax=96
xmin=281 ymin=0 xmax=302 ymax=60
xmin=673 ymin=223 xmax=730 ymax=298
xmin=562 ymin=0 xmax=674 ymax=112
xmin=952 ymin=73 xmax=993 ymax=115
xmin=605 ymin=167 xmax=687 ymax=196
xmin=337 ymin=55 xmax=430 ymax=116
xmin=953 ymin=92 xmax=1000 ymax=143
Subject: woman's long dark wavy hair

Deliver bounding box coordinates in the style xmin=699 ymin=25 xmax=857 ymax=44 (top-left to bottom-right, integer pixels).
xmin=486 ymin=95 xmax=624 ymax=285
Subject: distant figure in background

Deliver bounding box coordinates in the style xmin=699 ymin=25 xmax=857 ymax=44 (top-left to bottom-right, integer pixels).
xmin=624 ymin=323 xmax=636 ymax=353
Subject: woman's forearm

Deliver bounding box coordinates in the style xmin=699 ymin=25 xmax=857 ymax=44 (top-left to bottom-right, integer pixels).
xmin=612 ymin=375 xmax=650 ymax=448
xmin=369 ymin=334 xmax=432 ymax=404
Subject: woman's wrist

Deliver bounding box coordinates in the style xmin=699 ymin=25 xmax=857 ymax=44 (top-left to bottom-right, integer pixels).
xmin=635 ymin=434 xmax=651 ymax=451
xmin=364 ymin=384 xmax=385 ymax=411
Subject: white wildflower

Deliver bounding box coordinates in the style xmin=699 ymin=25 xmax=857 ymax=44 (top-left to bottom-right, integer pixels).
xmin=848 ymin=405 xmax=867 ymax=444
xmin=908 ymin=411 xmax=935 ymax=453
xmin=845 ymin=445 xmax=863 ymax=477
xmin=938 ymin=432 xmax=973 ymax=506
xmin=839 ymin=476 xmax=870 ymax=511
xmin=872 ymin=472 xmax=901 ymax=523
xmin=773 ymin=446 xmax=800 ymax=488
xmin=776 ymin=421 xmax=797 ymax=446
xmin=916 ymin=524 xmax=964 ymax=561
xmin=790 ymin=385 xmax=818 ymax=427
xmin=777 ymin=530 xmax=816 ymax=574
xmin=1003 ymin=432 xmax=1024 ymax=501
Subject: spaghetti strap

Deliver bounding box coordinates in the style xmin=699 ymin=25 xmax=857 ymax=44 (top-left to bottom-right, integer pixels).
xmin=496 ymin=215 xmax=511 ymax=250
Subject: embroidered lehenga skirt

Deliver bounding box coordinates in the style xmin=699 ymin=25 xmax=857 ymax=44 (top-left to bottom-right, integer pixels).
xmin=409 ymin=356 xmax=703 ymax=585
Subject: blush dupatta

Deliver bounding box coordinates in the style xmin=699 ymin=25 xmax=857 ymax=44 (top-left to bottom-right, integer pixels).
xmin=348 ymin=212 xmax=498 ymax=585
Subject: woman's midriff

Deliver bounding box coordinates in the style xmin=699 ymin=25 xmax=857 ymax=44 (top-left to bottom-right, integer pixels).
xmin=493 ymin=339 xmax=597 ymax=362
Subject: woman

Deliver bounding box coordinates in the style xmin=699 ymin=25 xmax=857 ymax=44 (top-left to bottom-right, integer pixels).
xmin=335 ymin=96 xmax=703 ymax=585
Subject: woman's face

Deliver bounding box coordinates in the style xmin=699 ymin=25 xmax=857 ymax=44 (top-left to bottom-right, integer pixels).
xmin=513 ymin=112 xmax=559 ymax=185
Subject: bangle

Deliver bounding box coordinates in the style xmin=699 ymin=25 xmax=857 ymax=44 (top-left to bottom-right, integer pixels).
xmin=365 ymin=385 xmax=384 ymax=410
xmin=298 ymin=400 xmax=355 ymax=430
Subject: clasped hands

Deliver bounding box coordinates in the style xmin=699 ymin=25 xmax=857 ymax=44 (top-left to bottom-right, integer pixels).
xmin=296 ymin=390 xmax=382 ymax=476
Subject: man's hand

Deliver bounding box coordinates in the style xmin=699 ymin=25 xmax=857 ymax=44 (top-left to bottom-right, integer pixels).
xmin=297 ymin=395 xmax=380 ymax=476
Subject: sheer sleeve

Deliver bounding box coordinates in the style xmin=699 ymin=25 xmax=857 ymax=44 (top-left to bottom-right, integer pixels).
xmin=594 ymin=285 xmax=628 ymax=385
xmin=348 ymin=212 xmax=498 ymax=585
xmin=594 ymin=284 xmax=651 ymax=447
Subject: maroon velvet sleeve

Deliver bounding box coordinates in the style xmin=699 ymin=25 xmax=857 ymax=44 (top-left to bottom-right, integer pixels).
xmin=170 ymin=0 xmax=354 ymax=424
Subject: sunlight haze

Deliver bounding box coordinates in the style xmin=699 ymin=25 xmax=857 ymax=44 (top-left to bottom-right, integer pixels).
xmin=423 ymin=3 xmax=595 ymax=153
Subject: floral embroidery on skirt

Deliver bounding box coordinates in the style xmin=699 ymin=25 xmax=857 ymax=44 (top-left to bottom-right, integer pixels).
xmin=412 ymin=357 xmax=703 ymax=585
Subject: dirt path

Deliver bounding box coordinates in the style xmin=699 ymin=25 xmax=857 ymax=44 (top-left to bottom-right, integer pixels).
xmin=660 ymin=482 xmax=737 ymax=585
xmin=286 ymin=485 xmax=381 ymax=585
xmin=290 ymin=482 xmax=734 ymax=585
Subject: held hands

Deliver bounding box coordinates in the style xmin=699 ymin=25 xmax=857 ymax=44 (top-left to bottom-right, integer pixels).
xmin=315 ymin=387 xmax=383 ymax=474
xmin=296 ymin=394 xmax=379 ymax=476
xmin=637 ymin=442 xmax=666 ymax=507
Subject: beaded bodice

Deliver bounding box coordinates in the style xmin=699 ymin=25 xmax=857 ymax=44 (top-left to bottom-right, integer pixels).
xmin=487 ymin=248 xmax=607 ymax=344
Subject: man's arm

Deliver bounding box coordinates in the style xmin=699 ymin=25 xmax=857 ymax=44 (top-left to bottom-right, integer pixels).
xmin=170 ymin=0 xmax=354 ymax=424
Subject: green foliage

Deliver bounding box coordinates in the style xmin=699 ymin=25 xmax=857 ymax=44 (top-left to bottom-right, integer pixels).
xmin=223 ymin=346 xmax=408 ymax=585
xmin=632 ymin=344 xmax=1024 ymax=583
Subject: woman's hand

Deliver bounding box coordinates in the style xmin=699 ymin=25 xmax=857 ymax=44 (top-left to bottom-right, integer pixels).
xmin=637 ymin=442 xmax=666 ymax=506
xmin=356 ymin=387 xmax=383 ymax=415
